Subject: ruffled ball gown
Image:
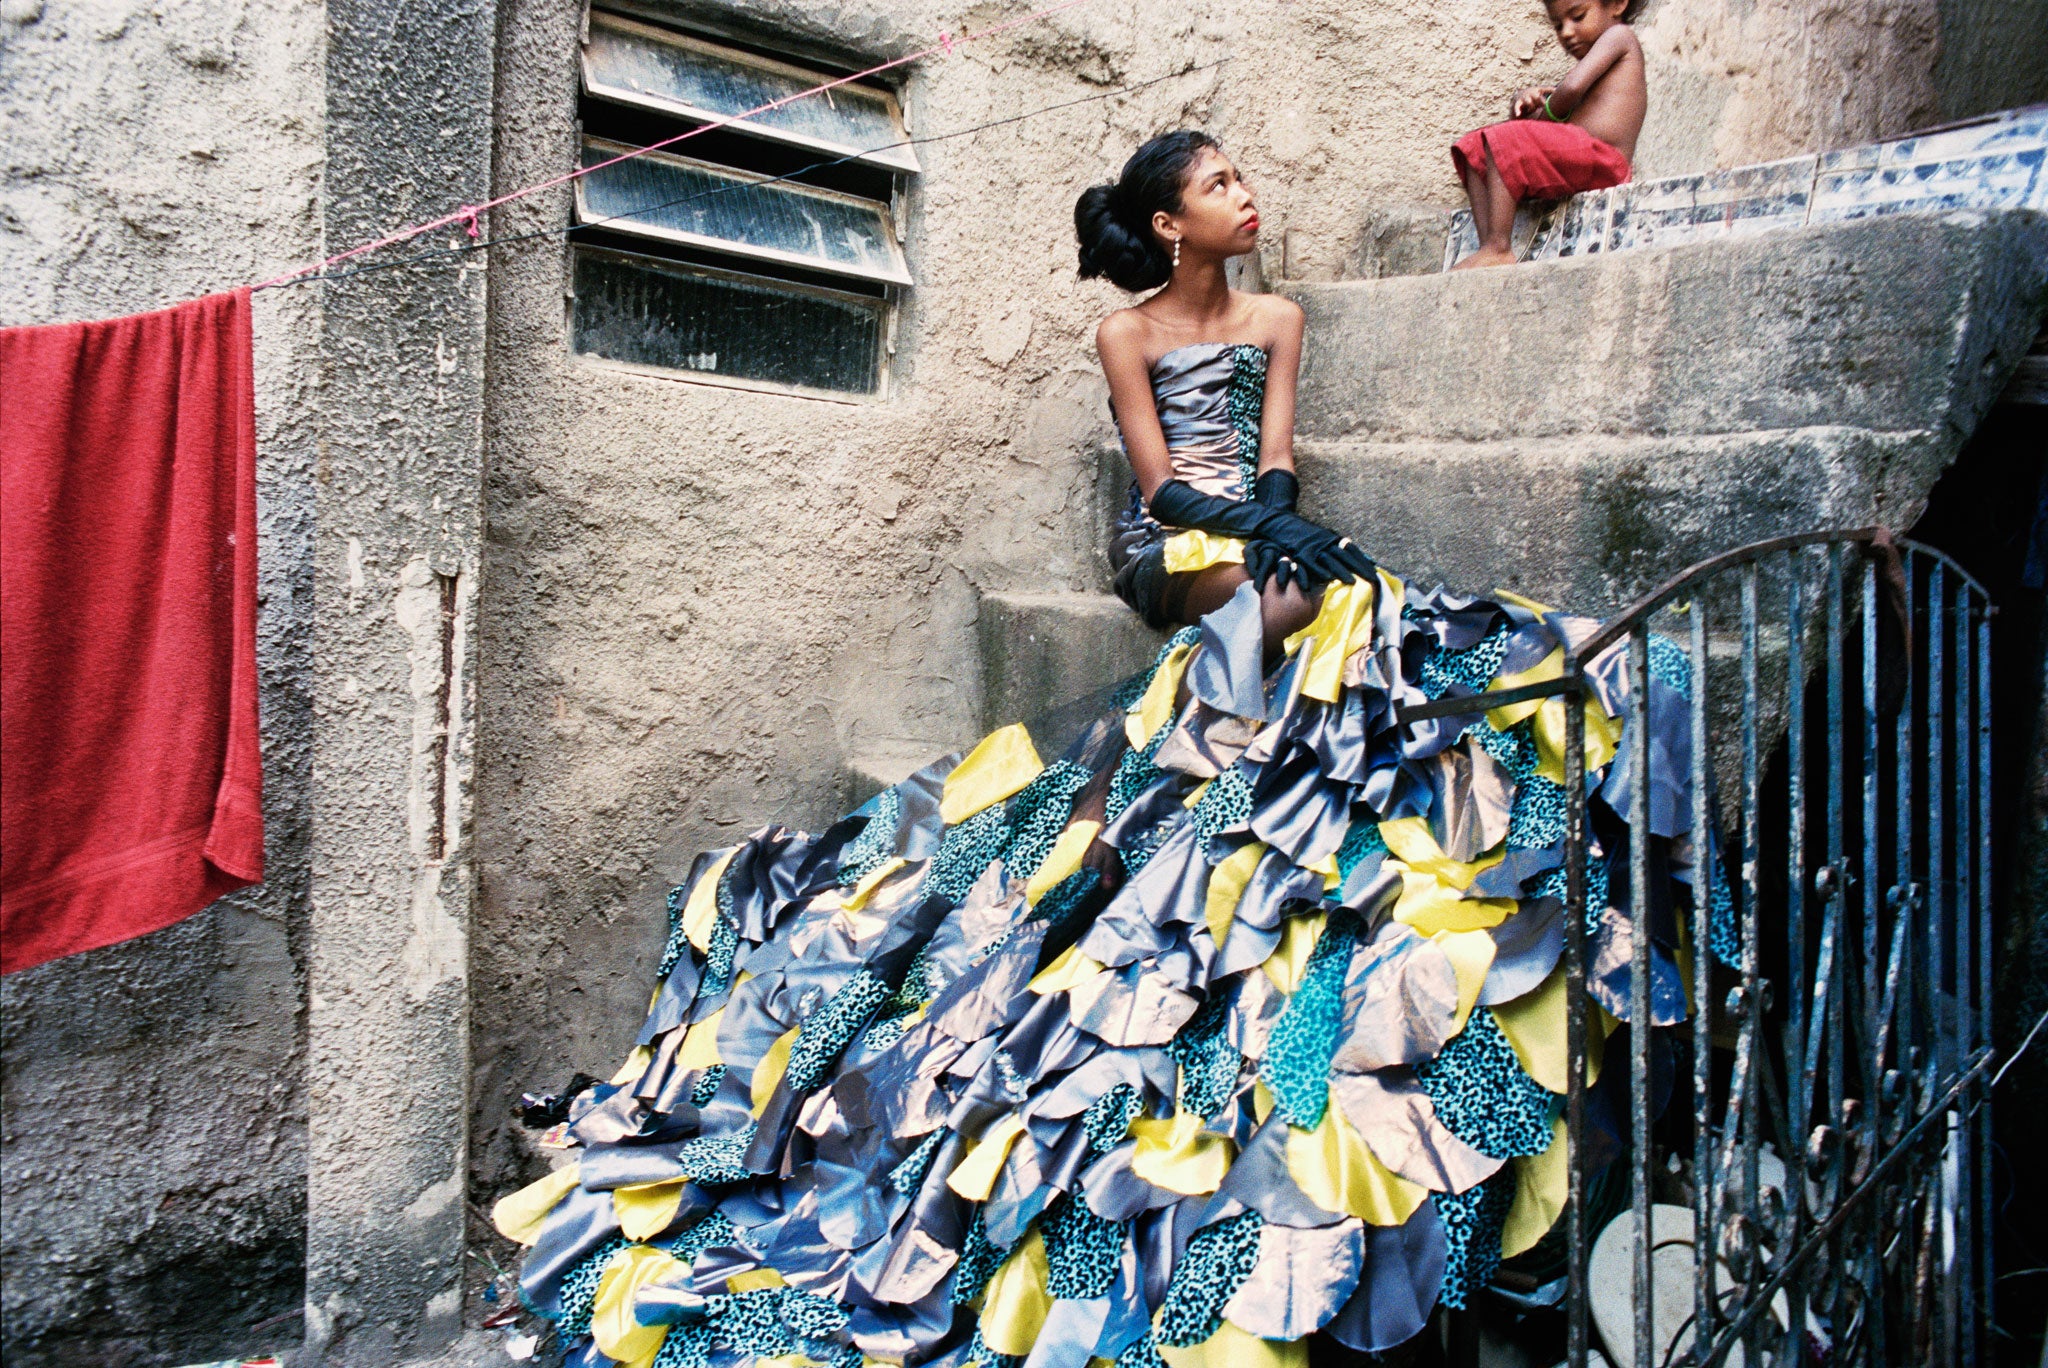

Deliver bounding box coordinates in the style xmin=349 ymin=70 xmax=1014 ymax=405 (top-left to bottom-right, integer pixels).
xmin=493 ymin=340 xmax=1726 ymax=1368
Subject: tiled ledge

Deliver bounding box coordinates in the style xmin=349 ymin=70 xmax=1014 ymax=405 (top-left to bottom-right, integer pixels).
xmin=1444 ymin=103 xmax=2047 ymax=268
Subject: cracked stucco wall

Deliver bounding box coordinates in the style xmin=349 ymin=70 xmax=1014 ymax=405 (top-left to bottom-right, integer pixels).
xmin=0 ymin=0 xmax=323 ymax=1364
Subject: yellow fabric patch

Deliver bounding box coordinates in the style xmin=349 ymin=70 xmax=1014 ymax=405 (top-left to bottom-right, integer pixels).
xmin=683 ymin=849 xmax=739 ymax=953
xmin=1162 ymin=529 xmax=1248 ymax=574
xmin=1501 ymin=1115 xmax=1570 ymax=1258
xmin=1252 ymin=1079 xmax=1276 ymax=1125
xmin=1484 ymin=648 xmax=1622 ymax=785
xmin=1284 ymin=1102 xmax=1427 ymax=1227
xmin=591 ymin=1244 xmax=686 ymax=1367
xmin=1310 ymin=852 xmax=1340 ymax=890
xmin=726 ymin=1267 xmax=787 ymax=1293
xmin=1157 ymin=1317 xmax=1309 ymax=1368
xmin=1129 ymin=1111 xmax=1236 ymax=1195
xmin=1127 ymin=643 xmax=1196 ymax=749
xmin=1378 ymin=818 xmax=1504 ymax=890
xmin=751 ymin=1027 xmax=799 ymax=1115
xmin=610 ymin=1044 xmax=654 ymax=1086
xmin=1390 ymin=867 xmax=1514 ymax=935
xmin=491 ymin=1163 xmax=581 ymax=1246
xmin=614 ymin=1178 xmax=689 ymax=1241
xmin=1282 ymin=574 xmax=1380 ymax=704
xmin=1025 ymin=820 xmax=1101 ymax=906
xmin=1028 ymin=943 xmax=1107 ymax=995
xmin=947 ymin=1113 xmax=1027 ymax=1201
xmin=1204 ymin=841 xmax=1265 ymax=948
xmin=845 ymin=856 xmax=909 ymax=912
xmin=1260 ymin=910 xmax=1327 ymax=993
xmin=677 ymin=1008 xmax=725 ymax=1071
xmin=1490 ymin=965 xmax=1575 ymax=1093
xmin=978 ymin=1228 xmax=1054 ymax=1356
xmin=941 ymin=723 xmax=1045 ymax=827
xmin=1434 ymin=929 xmax=1497 ymax=1037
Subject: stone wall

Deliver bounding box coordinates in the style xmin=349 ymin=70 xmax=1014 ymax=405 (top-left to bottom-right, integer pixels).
xmin=0 ymin=0 xmax=324 ymax=1363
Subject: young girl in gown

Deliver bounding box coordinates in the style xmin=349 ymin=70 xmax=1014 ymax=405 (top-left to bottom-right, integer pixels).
xmin=493 ymin=131 xmax=1714 ymax=1368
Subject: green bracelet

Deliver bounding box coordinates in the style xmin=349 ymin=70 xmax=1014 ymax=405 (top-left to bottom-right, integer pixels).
xmin=1542 ymin=93 xmax=1563 ymax=121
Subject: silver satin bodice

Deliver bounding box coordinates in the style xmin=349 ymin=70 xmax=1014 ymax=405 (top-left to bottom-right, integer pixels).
xmin=1106 ymin=342 xmax=1270 ymax=626
xmin=1123 ymin=342 xmax=1267 ymax=499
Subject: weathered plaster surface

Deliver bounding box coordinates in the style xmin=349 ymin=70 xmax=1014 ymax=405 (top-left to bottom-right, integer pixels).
xmin=0 ymin=0 xmax=322 ymax=1363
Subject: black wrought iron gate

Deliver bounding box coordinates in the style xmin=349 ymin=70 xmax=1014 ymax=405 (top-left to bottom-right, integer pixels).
xmin=1405 ymin=530 xmax=1998 ymax=1368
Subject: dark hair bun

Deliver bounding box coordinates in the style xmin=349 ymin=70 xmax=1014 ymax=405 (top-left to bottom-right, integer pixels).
xmin=1074 ymin=130 xmax=1219 ymax=293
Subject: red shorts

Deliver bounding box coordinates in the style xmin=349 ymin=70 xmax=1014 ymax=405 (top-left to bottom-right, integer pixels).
xmin=1452 ymin=119 xmax=1632 ymax=201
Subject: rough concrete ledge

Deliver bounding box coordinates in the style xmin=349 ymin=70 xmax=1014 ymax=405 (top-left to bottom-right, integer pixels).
xmin=977 ymin=592 xmax=1166 ymax=736
xmin=1297 ymin=426 xmax=1933 ymax=614
xmin=1289 ymin=209 xmax=2048 ymax=451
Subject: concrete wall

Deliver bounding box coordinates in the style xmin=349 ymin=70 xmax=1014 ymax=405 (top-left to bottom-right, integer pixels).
xmin=0 ymin=0 xmax=323 ymax=1363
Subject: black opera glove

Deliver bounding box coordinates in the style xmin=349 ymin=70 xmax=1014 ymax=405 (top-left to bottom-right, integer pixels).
xmin=1252 ymin=468 xmax=1298 ymax=512
xmin=1147 ymin=478 xmax=1376 ymax=586
xmin=1244 ymin=537 xmax=1320 ymax=594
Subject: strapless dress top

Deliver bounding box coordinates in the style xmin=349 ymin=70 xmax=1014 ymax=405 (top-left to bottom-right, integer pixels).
xmin=1107 ymin=342 xmax=1271 ymax=625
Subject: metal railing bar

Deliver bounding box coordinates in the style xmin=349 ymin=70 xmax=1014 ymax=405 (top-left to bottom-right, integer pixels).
xmin=1629 ymin=626 xmax=1655 ymax=1368
xmin=1564 ymin=655 xmax=1591 ymax=1368
xmin=1823 ymin=544 xmax=1850 ymax=1344
xmin=1782 ymin=547 xmax=1811 ymax=1368
xmin=1954 ymin=589 xmax=1976 ymax=1368
xmin=1392 ymin=675 xmax=1574 ymax=725
xmin=1860 ymin=553 xmax=1889 ymax=1368
xmin=1699 ymin=1047 xmax=1999 ymax=1367
xmin=1689 ymin=598 xmax=1717 ymax=1363
xmin=1737 ymin=563 xmax=1766 ymax=1368
xmin=1975 ymin=606 xmax=1995 ymax=1362
xmin=1575 ymin=529 xmax=1989 ymax=664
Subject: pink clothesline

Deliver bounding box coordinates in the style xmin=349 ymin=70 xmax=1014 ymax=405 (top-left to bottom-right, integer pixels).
xmin=253 ymin=0 xmax=1096 ymax=291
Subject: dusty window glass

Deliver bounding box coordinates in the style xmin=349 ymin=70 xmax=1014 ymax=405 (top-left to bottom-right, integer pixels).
xmin=572 ymin=248 xmax=883 ymax=396
xmin=575 ymin=7 xmax=911 ymax=395
xmin=577 ymin=138 xmax=910 ymax=286
xmin=583 ymin=12 xmax=918 ymax=174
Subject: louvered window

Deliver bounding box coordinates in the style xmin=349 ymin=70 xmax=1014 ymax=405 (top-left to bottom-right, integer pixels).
xmin=570 ymin=5 xmax=916 ymax=396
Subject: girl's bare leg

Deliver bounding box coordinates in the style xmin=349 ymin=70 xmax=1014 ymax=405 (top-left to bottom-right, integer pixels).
xmin=1171 ymin=565 xmax=1322 ymax=662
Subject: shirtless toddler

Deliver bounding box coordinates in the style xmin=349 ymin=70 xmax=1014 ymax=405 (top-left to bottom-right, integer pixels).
xmin=1449 ymin=0 xmax=1647 ymax=269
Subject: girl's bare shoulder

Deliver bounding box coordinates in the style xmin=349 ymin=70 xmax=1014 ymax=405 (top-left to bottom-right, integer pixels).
xmin=1243 ymin=290 xmax=1304 ymax=342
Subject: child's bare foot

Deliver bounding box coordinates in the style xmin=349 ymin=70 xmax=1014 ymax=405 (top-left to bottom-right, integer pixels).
xmin=1451 ymin=246 xmax=1519 ymax=270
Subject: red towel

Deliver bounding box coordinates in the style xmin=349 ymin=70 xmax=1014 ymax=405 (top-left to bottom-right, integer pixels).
xmin=2 ymin=290 xmax=264 ymax=974
xmin=1452 ymin=119 xmax=1632 ymax=202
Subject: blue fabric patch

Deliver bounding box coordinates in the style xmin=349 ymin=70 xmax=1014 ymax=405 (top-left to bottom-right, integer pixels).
xmin=1042 ymin=1192 xmax=1128 ymax=1299
xmin=1434 ymin=1168 xmax=1515 ymax=1310
xmin=1415 ymin=1008 xmax=1556 ymax=1160
xmin=836 ymin=787 xmax=904 ymax=888
xmin=1156 ymin=1211 xmax=1263 ymax=1347
xmin=1259 ymin=913 xmax=1359 ymax=1128
xmin=1167 ymin=991 xmax=1243 ymax=1121
xmin=784 ymin=968 xmax=891 ymax=1093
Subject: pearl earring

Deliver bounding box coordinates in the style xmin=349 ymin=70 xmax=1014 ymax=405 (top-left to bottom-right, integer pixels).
xmin=1172 ymin=239 xmax=1181 ymax=271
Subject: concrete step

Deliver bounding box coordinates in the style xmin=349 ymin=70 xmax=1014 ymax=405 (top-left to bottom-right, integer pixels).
xmin=977 ymin=591 xmax=1167 ymax=735
xmin=838 ymin=745 xmax=950 ymax=813
xmin=1285 ymin=211 xmax=2047 ymax=456
xmin=1294 ymin=426 xmax=1912 ymax=615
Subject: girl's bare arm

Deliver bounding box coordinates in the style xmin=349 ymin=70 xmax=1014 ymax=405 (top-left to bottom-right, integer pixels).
xmin=1256 ymin=298 xmax=1305 ymax=476
xmin=1098 ymin=312 xmax=1177 ymax=502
